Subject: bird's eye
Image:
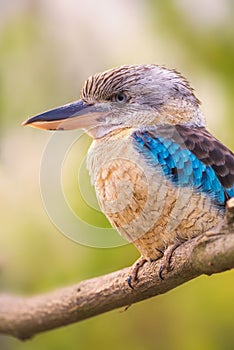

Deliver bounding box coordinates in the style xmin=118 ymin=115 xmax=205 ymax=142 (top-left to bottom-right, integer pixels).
xmin=114 ymin=92 xmax=128 ymax=104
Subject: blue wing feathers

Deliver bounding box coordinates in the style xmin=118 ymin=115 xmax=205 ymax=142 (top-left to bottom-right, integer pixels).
xmin=133 ymin=129 xmax=234 ymax=206
xmin=227 ymin=188 xmax=234 ymax=198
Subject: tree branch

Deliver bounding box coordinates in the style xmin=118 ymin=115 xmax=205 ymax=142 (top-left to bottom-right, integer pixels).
xmin=1 ymin=199 xmax=234 ymax=340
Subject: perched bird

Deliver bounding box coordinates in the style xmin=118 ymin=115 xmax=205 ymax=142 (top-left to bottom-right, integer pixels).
xmin=23 ymin=64 xmax=234 ymax=283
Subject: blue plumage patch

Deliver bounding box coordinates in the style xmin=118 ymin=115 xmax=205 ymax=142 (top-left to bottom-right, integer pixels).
xmin=133 ymin=131 xmax=234 ymax=206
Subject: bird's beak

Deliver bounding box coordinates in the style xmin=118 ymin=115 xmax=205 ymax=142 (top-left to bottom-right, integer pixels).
xmin=22 ymin=99 xmax=109 ymax=131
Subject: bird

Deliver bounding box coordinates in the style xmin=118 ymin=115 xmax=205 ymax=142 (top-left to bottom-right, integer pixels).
xmin=23 ymin=64 xmax=234 ymax=285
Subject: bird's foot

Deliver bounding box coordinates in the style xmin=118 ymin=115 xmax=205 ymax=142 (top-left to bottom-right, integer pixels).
xmin=127 ymin=257 xmax=148 ymax=289
xmin=159 ymin=242 xmax=181 ymax=280
xmin=127 ymin=243 xmax=181 ymax=288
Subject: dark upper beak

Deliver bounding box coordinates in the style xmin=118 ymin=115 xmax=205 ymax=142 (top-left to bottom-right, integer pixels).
xmin=22 ymin=99 xmax=109 ymax=131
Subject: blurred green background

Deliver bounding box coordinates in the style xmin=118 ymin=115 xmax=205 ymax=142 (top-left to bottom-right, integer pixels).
xmin=0 ymin=1 xmax=234 ymax=349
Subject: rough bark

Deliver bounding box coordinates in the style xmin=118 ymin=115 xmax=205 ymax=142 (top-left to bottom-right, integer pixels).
xmin=1 ymin=199 xmax=234 ymax=340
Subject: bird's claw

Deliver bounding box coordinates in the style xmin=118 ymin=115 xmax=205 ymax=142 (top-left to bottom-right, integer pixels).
xmin=158 ymin=243 xmax=181 ymax=280
xmin=127 ymin=257 xmax=147 ymax=289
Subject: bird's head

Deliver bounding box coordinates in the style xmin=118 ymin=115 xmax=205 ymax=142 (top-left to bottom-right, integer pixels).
xmin=23 ymin=64 xmax=205 ymax=138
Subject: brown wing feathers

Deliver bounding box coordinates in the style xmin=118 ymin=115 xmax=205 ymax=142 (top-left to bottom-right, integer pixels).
xmin=175 ymin=125 xmax=234 ymax=189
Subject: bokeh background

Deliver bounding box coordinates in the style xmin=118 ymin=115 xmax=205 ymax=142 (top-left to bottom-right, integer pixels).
xmin=0 ymin=1 xmax=234 ymax=349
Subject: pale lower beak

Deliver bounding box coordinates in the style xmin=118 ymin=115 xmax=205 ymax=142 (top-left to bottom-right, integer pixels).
xmin=22 ymin=99 xmax=108 ymax=131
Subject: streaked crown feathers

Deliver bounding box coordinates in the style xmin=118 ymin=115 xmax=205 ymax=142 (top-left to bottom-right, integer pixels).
xmin=81 ymin=64 xmax=200 ymax=108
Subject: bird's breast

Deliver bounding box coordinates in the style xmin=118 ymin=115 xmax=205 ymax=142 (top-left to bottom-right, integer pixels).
xmin=87 ymin=129 xmax=165 ymax=237
xmin=86 ymin=128 xmax=223 ymax=256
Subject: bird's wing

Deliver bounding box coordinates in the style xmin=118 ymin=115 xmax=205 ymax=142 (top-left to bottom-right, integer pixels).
xmin=132 ymin=125 xmax=234 ymax=206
